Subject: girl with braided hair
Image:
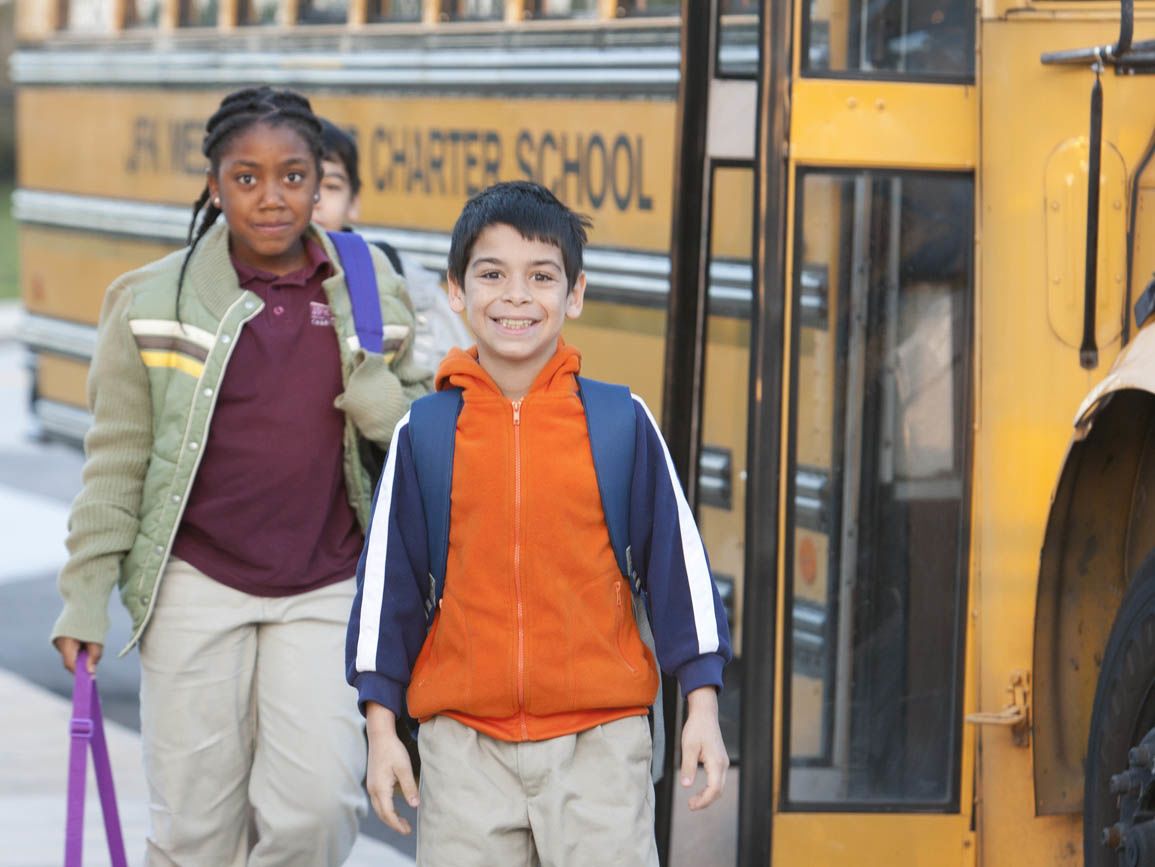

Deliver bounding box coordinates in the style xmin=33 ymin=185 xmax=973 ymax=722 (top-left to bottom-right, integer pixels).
xmin=51 ymin=86 xmax=429 ymax=865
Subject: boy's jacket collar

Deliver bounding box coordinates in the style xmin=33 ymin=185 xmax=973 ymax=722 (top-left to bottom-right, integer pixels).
xmin=434 ymin=340 xmax=582 ymax=399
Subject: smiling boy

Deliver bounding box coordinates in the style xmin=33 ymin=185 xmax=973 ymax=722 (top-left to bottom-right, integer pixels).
xmin=346 ymin=181 xmax=731 ymax=865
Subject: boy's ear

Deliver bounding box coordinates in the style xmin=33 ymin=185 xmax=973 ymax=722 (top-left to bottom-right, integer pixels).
xmin=348 ymin=193 xmax=361 ymax=224
xmin=565 ymin=271 xmax=587 ymax=320
xmin=446 ymin=274 xmax=466 ymax=314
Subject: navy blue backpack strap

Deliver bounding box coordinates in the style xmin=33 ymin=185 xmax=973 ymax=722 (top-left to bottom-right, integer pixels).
xmin=407 ymin=388 xmax=464 ymax=622
xmin=578 ymin=376 xmax=665 ymax=783
xmin=327 ymin=230 xmax=383 ymax=354
xmin=577 ymin=377 xmax=637 ymax=587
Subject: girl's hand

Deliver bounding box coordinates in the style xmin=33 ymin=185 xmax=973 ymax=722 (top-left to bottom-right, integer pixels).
xmin=54 ymin=637 xmax=103 ymax=674
xmin=365 ymin=703 xmax=420 ymax=834
xmin=679 ymin=686 xmax=730 ymax=811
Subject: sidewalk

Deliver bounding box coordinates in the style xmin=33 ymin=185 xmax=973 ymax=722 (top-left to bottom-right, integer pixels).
xmin=0 ymin=667 xmax=415 ymax=867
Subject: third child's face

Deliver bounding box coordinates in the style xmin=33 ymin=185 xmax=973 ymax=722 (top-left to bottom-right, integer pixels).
xmin=207 ymin=121 xmax=319 ymax=275
xmin=448 ymin=223 xmax=585 ymax=380
xmin=312 ymin=158 xmax=359 ymax=233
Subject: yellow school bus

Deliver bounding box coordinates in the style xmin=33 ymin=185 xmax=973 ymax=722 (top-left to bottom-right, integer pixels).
xmin=14 ymin=0 xmax=1155 ymax=863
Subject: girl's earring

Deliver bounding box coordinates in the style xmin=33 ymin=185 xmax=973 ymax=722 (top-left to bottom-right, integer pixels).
xmin=313 ymin=193 xmax=321 ymax=203
xmin=213 ymin=197 xmax=221 ymax=207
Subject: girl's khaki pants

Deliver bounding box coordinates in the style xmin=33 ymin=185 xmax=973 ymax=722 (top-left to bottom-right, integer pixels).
xmin=139 ymin=558 xmax=365 ymax=867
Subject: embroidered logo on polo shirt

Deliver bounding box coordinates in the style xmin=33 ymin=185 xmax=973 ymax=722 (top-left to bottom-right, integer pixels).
xmin=310 ymin=302 xmax=334 ymax=327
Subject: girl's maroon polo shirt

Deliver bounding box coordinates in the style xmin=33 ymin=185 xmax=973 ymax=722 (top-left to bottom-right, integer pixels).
xmin=171 ymin=237 xmax=363 ymax=596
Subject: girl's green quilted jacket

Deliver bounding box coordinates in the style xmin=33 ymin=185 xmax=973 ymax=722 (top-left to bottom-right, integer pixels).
xmin=51 ymin=222 xmax=431 ymax=653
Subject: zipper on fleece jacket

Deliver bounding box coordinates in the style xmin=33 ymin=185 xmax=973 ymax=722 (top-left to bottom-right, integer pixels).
xmin=512 ymin=398 xmax=528 ymax=739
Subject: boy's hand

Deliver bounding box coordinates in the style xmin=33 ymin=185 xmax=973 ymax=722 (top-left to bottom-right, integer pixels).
xmin=365 ymin=703 xmax=420 ymax=834
xmin=54 ymin=637 xmax=102 ymax=674
xmin=679 ymin=686 xmax=729 ymax=811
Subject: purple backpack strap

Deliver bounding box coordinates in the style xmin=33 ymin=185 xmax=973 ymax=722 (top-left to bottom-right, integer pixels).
xmin=65 ymin=650 xmax=128 ymax=867
xmin=327 ymin=231 xmax=384 ymax=354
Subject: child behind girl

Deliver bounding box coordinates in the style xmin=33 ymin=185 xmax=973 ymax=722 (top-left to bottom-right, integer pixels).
xmin=311 ymin=117 xmax=472 ymax=373
xmin=51 ymin=86 xmax=429 ymax=866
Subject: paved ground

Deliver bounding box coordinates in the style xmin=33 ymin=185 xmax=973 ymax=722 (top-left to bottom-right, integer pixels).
xmin=0 ymin=301 xmax=416 ymax=866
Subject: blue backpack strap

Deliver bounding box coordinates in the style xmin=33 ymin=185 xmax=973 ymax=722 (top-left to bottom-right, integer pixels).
xmin=577 ymin=377 xmax=637 ymax=587
xmin=407 ymin=388 xmax=464 ymax=622
xmin=327 ymin=230 xmax=383 ymax=354
xmin=578 ymin=376 xmax=665 ymax=783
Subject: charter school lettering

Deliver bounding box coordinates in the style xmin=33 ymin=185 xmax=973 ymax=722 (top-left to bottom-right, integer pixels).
xmin=18 ymin=88 xmax=675 ymax=251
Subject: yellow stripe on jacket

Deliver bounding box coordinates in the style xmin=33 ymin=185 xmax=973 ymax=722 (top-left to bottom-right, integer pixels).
xmin=138 ymin=350 xmax=205 ymax=379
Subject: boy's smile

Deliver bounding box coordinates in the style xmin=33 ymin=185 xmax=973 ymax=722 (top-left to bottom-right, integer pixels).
xmin=207 ymin=121 xmax=319 ymax=275
xmin=448 ymin=223 xmax=586 ymax=398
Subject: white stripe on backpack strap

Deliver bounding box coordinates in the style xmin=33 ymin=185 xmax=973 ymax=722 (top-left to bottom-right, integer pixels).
xmin=355 ymin=411 xmax=410 ymax=672
xmin=632 ymin=395 xmax=720 ymax=655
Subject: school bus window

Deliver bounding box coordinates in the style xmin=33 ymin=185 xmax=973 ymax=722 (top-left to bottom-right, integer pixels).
xmin=525 ymin=0 xmax=599 ymax=18
xmin=614 ymin=0 xmax=678 ymax=17
xmin=238 ymin=0 xmax=279 ymax=24
xmin=124 ymin=0 xmax=161 ymax=27
xmin=366 ymin=0 xmax=422 ymax=21
xmin=298 ymin=0 xmax=349 ymax=23
xmin=783 ymin=170 xmax=973 ymax=808
xmin=718 ymin=0 xmax=761 ymax=78
xmin=439 ymin=0 xmax=502 ymax=20
xmin=178 ymin=0 xmax=217 ymax=26
xmin=804 ymin=0 xmax=973 ymax=78
xmin=63 ymin=0 xmax=116 ymax=31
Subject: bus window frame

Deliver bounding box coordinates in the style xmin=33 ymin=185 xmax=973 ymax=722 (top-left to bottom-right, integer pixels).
xmin=797 ymin=0 xmax=976 ymax=85
xmin=613 ymin=0 xmax=679 ymax=18
xmin=363 ymin=0 xmax=423 ymax=20
xmin=778 ymin=164 xmax=976 ymax=816
xmin=295 ymin=0 xmax=352 ymax=25
xmin=177 ymin=0 xmax=219 ymax=28
xmin=715 ymin=1 xmax=761 ymax=81
xmin=437 ymin=0 xmax=504 ymax=21
xmin=700 ymin=156 xmax=761 ymax=767
xmin=522 ymin=0 xmax=600 ymax=19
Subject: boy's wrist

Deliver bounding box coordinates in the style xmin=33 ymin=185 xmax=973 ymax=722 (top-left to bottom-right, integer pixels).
xmin=365 ymin=701 xmax=399 ymax=735
xmin=685 ymin=686 xmax=720 ymax=716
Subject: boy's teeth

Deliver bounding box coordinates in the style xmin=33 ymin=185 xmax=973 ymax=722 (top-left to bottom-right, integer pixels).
xmin=499 ymin=318 xmax=532 ymax=328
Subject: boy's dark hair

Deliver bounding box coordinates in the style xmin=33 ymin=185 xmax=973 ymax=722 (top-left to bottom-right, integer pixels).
xmin=319 ymin=118 xmax=362 ymax=197
xmin=448 ymin=181 xmax=592 ymax=290
xmin=177 ymin=87 xmax=324 ymax=315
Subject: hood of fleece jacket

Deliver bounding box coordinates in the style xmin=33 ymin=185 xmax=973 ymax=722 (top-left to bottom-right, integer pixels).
xmin=433 ymin=339 xmax=583 ymax=400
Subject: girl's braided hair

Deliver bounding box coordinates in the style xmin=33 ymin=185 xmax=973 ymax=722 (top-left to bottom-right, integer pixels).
xmin=175 ymin=87 xmax=324 ymax=317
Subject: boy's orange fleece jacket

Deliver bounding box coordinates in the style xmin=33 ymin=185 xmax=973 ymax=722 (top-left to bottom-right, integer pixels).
xmin=348 ymin=341 xmax=731 ymax=742
xmin=409 ymin=343 xmax=657 ymax=741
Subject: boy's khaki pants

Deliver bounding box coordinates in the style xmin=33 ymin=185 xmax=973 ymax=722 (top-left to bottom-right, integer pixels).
xmin=417 ymin=713 xmax=660 ymax=867
xmin=138 ymin=558 xmax=365 ymax=867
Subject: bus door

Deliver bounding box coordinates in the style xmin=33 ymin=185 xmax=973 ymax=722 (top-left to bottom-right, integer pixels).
xmin=767 ymin=0 xmax=978 ymax=860
xmin=658 ymin=2 xmax=762 ymax=864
